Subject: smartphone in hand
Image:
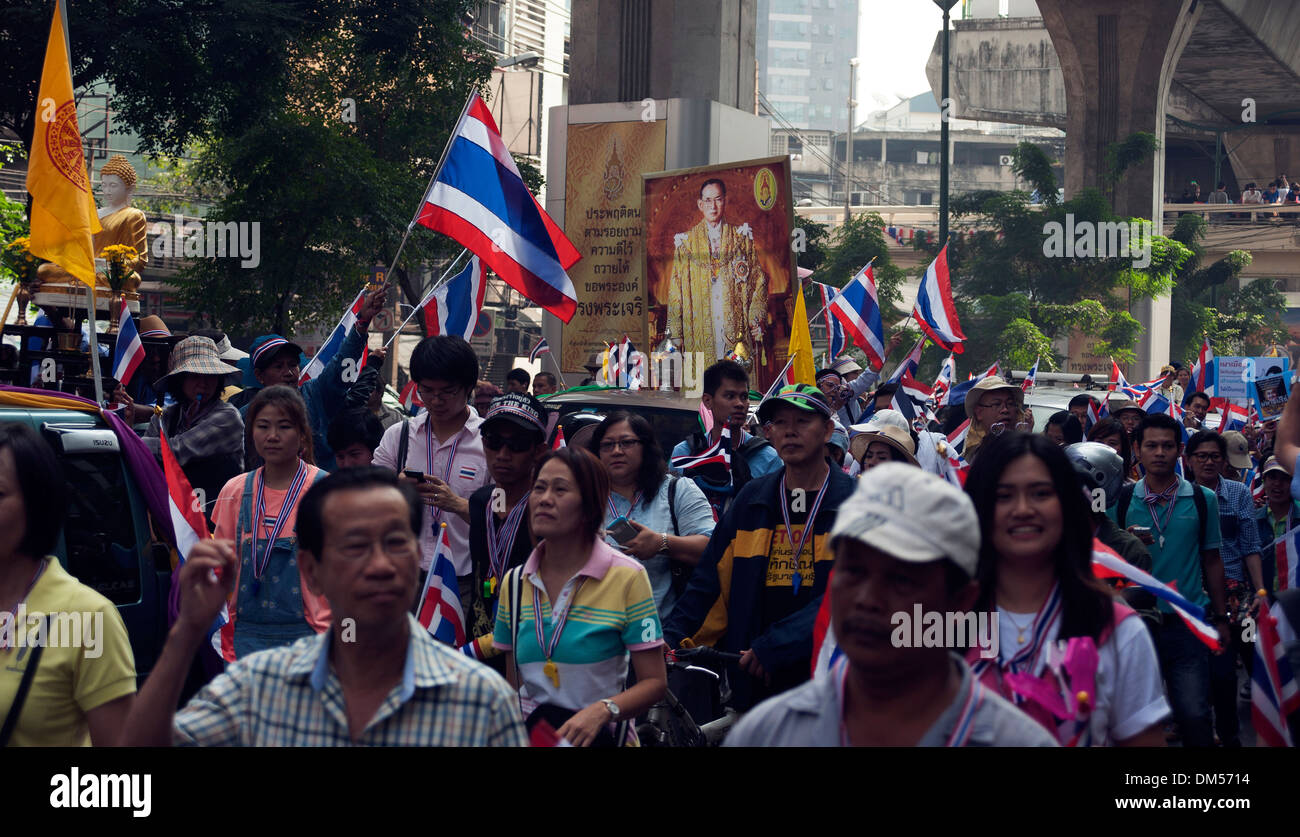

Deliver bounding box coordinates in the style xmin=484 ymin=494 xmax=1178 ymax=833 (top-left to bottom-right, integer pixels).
xmin=403 ymin=469 xmax=426 ymax=482
xmin=606 ymin=517 xmax=638 ymax=545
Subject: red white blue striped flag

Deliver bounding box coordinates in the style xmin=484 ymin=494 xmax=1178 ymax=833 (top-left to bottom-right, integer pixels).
xmin=416 ymin=523 xmax=466 ymax=646
xmin=1251 ymin=598 xmax=1299 ymax=746
xmin=911 ymin=245 xmax=965 ymax=353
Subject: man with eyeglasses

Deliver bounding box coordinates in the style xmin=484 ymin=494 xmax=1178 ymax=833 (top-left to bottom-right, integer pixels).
xmin=122 ymin=467 xmax=527 ymax=746
xmin=962 ymin=376 xmax=1025 ymax=464
xmin=664 ymin=178 xmax=768 ymax=363
xmin=666 ymin=384 xmax=854 ymax=710
xmin=374 ymin=336 xmax=490 ymax=604
xmin=461 ymin=393 xmax=549 ymax=673
xmin=1185 ymin=430 xmax=1263 ymax=747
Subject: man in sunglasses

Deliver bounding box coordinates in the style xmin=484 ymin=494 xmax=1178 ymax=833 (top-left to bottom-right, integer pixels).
xmin=462 ymin=392 xmax=549 ymax=674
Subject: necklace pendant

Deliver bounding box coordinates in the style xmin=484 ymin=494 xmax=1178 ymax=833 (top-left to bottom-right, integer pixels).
xmin=1158 ymin=535 xmax=1165 ymax=549
xmin=792 ymin=571 xmax=802 ymax=595
xmin=544 ymin=659 xmax=560 ymax=688
xmin=1017 ymin=632 xmax=1025 ymax=644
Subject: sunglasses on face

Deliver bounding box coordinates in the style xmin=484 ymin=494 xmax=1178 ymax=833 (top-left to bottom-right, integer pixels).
xmin=482 ymin=433 xmax=536 ymax=453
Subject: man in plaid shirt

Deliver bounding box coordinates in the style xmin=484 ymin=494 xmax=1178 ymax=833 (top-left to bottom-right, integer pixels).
xmin=123 ymin=468 xmax=527 ymax=746
xmin=1186 ymin=430 xmax=1263 ymax=748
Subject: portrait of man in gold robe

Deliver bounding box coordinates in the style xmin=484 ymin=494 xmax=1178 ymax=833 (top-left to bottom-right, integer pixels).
xmin=665 ymin=178 xmax=768 ymax=362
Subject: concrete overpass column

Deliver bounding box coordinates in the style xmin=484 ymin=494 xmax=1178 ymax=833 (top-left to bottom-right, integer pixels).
xmin=1037 ymin=0 xmax=1201 ymax=379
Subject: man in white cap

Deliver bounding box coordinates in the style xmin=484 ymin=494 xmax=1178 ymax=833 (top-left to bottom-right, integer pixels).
xmin=725 ymin=463 xmax=1057 ymax=746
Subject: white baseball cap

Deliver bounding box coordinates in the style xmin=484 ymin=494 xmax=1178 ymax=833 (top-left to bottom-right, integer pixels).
xmin=830 ymin=462 xmax=980 ymax=577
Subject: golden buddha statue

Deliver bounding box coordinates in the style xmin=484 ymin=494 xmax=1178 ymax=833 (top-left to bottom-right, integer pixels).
xmin=34 ymin=154 xmax=146 ymax=314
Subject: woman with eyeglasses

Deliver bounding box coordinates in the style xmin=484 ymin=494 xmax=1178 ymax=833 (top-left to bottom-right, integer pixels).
xmin=589 ymin=412 xmax=716 ymax=620
xmin=493 ymin=447 xmax=667 ymax=746
xmin=962 ymin=376 xmax=1027 ymax=464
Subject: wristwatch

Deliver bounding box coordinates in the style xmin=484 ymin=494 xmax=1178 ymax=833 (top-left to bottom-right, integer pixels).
xmin=659 ymin=532 xmax=669 ymax=554
xmin=601 ymin=699 xmax=621 ymax=721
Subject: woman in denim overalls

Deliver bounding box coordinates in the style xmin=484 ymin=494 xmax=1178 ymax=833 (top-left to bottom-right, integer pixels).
xmin=212 ymin=386 xmax=330 ymax=660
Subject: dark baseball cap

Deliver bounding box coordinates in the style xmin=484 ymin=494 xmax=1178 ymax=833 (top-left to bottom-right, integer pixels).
xmin=482 ymin=392 xmax=547 ymax=437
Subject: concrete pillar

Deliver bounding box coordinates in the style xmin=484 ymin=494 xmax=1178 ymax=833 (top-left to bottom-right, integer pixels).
xmin=1038 ymin=0 xmax=1201 ymax=379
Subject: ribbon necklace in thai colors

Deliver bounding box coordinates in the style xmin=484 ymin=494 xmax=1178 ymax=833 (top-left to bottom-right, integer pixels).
xmin=484 ymin=492 xmax=529 ymax=599
xmin=250 ymin=461 xmax=308 ymax=597
xmin=780 ymin=470 xmax=830 ymax=595
xmin=533 ymin=577 xmax=587 ymax=688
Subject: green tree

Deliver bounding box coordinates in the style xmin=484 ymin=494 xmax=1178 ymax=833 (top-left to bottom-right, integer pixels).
xmin=934 ymin=140 xmax=1191 ymax=378
xmin=1166 ymin=214 xmax=1283 ymax=361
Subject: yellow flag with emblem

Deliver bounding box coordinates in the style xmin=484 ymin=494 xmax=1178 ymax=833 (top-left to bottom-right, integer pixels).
xmin=26 ymin=0 xmax=101 ymax=288
xmin=787 ymin=280 xmax=817 ymax=386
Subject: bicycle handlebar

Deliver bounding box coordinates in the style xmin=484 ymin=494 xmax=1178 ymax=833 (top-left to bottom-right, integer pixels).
xmin=670 ymin=646 xmax=743 ymax=667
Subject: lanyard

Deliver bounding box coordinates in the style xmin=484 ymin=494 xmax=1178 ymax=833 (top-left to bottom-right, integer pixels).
xmin=426 ymin=414 xmax=462 ymax=533
xmin=252 ymin=462 xmax=308 ymax=583
xmin=1002 ymin=584 xmax=1063 ymax=676
xmin=533 ymin=576 xmax=587 ymax=688
xmin=779 ymin=470 xmax=830 ymax=595
xmin=0 ymin=560 xmax=48 ymax=651
xmin=607 ymin=490 xmax=643 ymax=523
xmin=1142 ymin=481 xmax=1180 ymax=547
xmin=485 ymin=492 xmax=529 ymax=594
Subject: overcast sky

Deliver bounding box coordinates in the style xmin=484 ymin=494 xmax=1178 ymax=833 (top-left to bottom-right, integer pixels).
xmin=855 ymin=0 xmax=952 ymax=113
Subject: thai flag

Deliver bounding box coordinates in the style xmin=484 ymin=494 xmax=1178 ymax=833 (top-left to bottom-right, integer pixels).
xmin=399 ymin=380 xmax=423 ymax=414
xmin=299 ymin=288 xmax=368 ymax=386
xmin=603 ymin=335 xmax=639 ymax=389
xmin=1274 ymin=526 xmax=1300 ymax=591
xmin=529 ymin=337 xmax=550 ymax=363
xmin=811 ymin=572 xmax=843 ymax=680
xmin=946 ymin=362 xmax=997 ymax=412
xmin=942 ymin=419 xmax=972 ymax=486
xmin=911 ymin=245 xmax=965 ymax=353
xmin=1021 ymin=357 xmax=1039 ymax=393
xmin=1096 ymin=398 xmax=1109 ymax=421
xmin=1252 ymin=598 xmax=1299 ymax=746
xmin=815 ymin=281 xmax=848 ymax=360
xmin=415 ymin=91 xmax=581 ymax=322
xmin=421 ymin=255 xmax=487 ymax=340
xmin=1214 ymin=399 xmax=1250 ymax=432
xmin=1191 ymin=337 xmax=1214 ymax=397
xmin=161 ymin=432 xmax=229 ymax=653
xmin=111 ymin=307 xmax=146 ymax=388
xmin=887 ymin=334 xmax=927 ymax=384
xmin=826 ymin=267 xmax=885 ymax=368
xmin=1110 ymin=358 xmax=1129 ymax=392
xmin=932 ymin=354 xmax=956 ymax=408
xmin=671 ymin=428 xmax=732 ymax=473
xmin=1091 ymin=542 xmax=1222 ymax=649
xmin=893 ymin=372 xmax=934 ymax=424
xmin=1086 ymin=399 xmax=1100 ymax=430
xmin=763 ymin=355 xmax=797 ymax=400
xmin=416 ymin=524 xmax=466 ymax=646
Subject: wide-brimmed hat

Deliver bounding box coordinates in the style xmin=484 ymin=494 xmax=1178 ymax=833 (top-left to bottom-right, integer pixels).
xmin=136 ymin=315 xmax=170 ymax=338
xmin=964 ymin=375 xmax=1023 ymax=420
xmin=1108 ymin=397 xmax=1144 ymax=417
xmin=849 ymin=424 xmax=918 ymax=466
xmin=830 ymin=357 xmax=863 ymax=377
xmin=153 ymin=336 xmax=242 ymax=393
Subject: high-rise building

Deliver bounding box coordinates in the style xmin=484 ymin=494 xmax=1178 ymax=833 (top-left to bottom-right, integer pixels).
xmin=756 ymin=0 xmax=859 ymax=131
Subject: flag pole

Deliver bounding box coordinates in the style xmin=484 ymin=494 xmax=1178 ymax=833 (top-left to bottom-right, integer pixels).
xmin=380 ymin=247 xmax=469 ymax=349
xmin=385 ymin=91 xmax=479 ymax=283
xmin=546 ymin=350 xmax=568 ymax=390
xmin=807 ymin=256 xmax=874 ymax=326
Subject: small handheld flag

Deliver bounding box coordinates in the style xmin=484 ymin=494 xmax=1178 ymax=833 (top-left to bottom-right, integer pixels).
xmin=421 ymin=254 xmax=488 ymax=340
xmin=300 ymin=288 xmax=368 ymax=386
xmin=416 ymin=523 xmax=467 ymax=646
xmin=111 ymin=308 xmax=146 ymax=388
xmin=529 ymin=337 xmax=550 ymax=362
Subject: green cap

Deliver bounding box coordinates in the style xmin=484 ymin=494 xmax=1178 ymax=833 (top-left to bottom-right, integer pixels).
xmin=757 ymin=383 xmax=833 ymax=422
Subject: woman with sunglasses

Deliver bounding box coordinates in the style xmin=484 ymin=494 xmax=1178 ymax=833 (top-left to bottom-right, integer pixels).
xmin=589 ymin=412 xmax=716 ymax=620
xmin=963 ymin=431 xmax=1169 ymax=746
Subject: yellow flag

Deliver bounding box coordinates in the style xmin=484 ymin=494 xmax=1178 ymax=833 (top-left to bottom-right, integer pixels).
xmin=26 ymin=0 xmax=101 ymax=288
xmin=788 ymin=281 xmax=817 ymax=386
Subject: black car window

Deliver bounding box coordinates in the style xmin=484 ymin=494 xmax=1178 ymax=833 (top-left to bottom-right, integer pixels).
xmin=56 ymin=451 xmax=141 ymax=606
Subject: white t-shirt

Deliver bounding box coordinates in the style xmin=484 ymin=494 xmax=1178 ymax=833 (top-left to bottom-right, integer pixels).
xmin=997 ymin=607 xmax=1170 ymax=746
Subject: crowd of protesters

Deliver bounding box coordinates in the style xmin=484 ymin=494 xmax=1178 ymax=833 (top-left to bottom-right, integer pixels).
xmin=4 ymin=306 xmax=1299 ymax=748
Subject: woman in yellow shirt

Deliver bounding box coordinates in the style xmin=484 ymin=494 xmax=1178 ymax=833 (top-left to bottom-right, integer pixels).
xmin=0 ymin=424 xmax=137 ymax=746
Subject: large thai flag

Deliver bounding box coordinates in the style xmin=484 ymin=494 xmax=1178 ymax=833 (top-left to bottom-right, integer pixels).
xmin=111 ymin=308 xmax=146 ymax=388
xmin=1091 ymin=541 xmax=1222 ymax=649
xmin=932 ymin=354 xmax=956 ymax=407
xmin=416 ymin=524 xmax=467 ymax=647
xmin=161 ymin=432 xmax=229 ymax=654
xmin=422 ymin=254 xmax=487 ymax=339
xmin=300 ymin=288 xmax=368 ymax=386
xmin=911 ymin=245 xmax=965 ymax=353
xmin=1251 ymin=598 xmax=1299 ymax=746
xmin=815 ymin=281 xmax=847 ymax=360
xmin=1191 ymin=337 xmax=1214 ymax=397
xmin=887 ymin=334 xmax=927 ymax=384
xmin=826 ymin=267 xmax=885 ymax=368
xmin=416 ymin=92 xmax=580 ymax=322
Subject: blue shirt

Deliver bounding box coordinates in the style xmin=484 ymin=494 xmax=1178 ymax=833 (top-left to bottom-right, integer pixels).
xmin=1107 ymin=477 xmax=1221 ymax=612
xmin=1210 ymin=477 xmax=1262 ymax=582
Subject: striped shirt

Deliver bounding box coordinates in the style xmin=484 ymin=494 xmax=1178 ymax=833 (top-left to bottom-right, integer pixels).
xmin=493 ymin=538 xmax=664 ymax=717
xmin=173 ymin=615 xmax=527 ymax=746
xmin=1212 ymin=476 xmax=1262 ymax=582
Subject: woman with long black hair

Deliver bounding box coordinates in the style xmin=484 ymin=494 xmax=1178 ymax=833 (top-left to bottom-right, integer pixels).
xmin=962 ymin=431 xmax=1169 ymax=746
